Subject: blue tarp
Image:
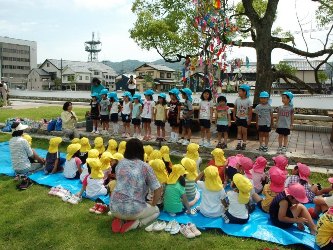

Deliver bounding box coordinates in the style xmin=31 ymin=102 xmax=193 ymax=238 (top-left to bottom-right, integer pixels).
xmin=0 ymin=142 xmax=318 ymax=249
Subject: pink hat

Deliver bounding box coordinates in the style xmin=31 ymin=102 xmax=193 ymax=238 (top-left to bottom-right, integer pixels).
xmin=272 ymin=155 xmax=288 ymax=173
xmin=328 ymin=177 xmax=333 ymax=184
xmin=285 ymin=183 xmax=308 ymax=203
xmin=237 ymin=156 xmax=253 ymax=179
xmin=253 ymin=156 xmax=267 ymax=174
xmin=227 ymin=156 xmax=238 ymax=168
xmin=269 ymin=167 xmax=286 ymax=193
xmin=297 ymin=163 xmax=310 ymax=182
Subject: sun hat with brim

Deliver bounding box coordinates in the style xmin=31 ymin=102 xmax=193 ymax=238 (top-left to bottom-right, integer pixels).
xmin=144 ymin=145 xmax=153 ymax=155
xmin=269 ymin=167 xmax=286 ymax=193
xmin=80 ymin=137 xmax=91 ymax=153
xmin=106 ymin=139 xmax=118 ymax=154
xmin=227 ymin=156 xmax=238 ymax=168
xmin=285 ymin=183 xmax=308 ymax=203
xmin=91 ymin=92 xmax=98 ymax=98
xmin=181 ymin=157 xmax=198 ymax=181
xmin=149 ymin=159 xmax=168 ymax=184
xmin=87 ymin=149 xmax=99 ymax=158
xmin=100 ymin=89 xmax=109 ymax=96
xmin=169 ymin=88 xmax=180 ymax=100
xmin=180 ymin=88 xmax=193 ymax=102
xmin=66 ymin=143 xmax=81 ymax=161
xmin=272 ymin=155 xmax=288 ymax=173
xmin=108 ymin=92 xmax=119 ymax=102
xmin=297 ymin=162 xmax=310 ymax=182
xmin=122 ymin=91 xmax=132 ymax=101
xmin=237 ymin=156 xmax=253 ymax=179
xmin=48 ymin=137 xmax=62 ymax=153
xmin=204 ymin=166 xmax=223 ymax=191
xmin=328 ymin=177 xmax=333 ymax=184
xmin=132 ymin=93 xmax=142 ymax=100
xmin=111 ymin=153 xmax=124 ymax=162
xmin=259 ymin=91 xmax=270 ymax=98
xmin=118 ymin=141 xmax=126 ymax=155
xmin=185 ymin=143 xmax=199 ymax=161
xmin=282 ymin=91 xmax=294 ymax=106
xmin=160 ymin=146 xmax=171 ymax=162
xmin=71 ymin=138 xmax=80 ymax=144
xmin=86 ymin=158 xmax=104 ymax=179
xmin=233 ymin=173 xmax=253 ymax=204
xmin=144 ymin=89 xmax=155 ymax=96
xmin=167 ymin=164 xmax=188 ymax=184
xmin=23 ymin=134 xmax=32 ymax=146
xmin=253 ymin=156 xmax=267 ymax=174
xmin=94 ymin=137 xmax=105 ymax=154
xmin=14 ymin=123 xmax=28 ymax=131
xmin=239 ymin=84 xmax=250 ymax=97
xmin=211 ymin=148 xmax=226 ymax=166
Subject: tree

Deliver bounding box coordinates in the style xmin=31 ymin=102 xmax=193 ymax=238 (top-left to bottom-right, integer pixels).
xmin=130 ymin=0 xmax=333 ymax=104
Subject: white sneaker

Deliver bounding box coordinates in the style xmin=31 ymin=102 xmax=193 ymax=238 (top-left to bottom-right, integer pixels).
xmin=95 ymin=130 xmax=99 ymax=134
xmin=277 ymin=147 xmax=282 ymax=154
xmin=178 ymin=138 xmax=184 ymax=144
xmin=281 ymin=146 xmax=287 ymax=154
xmin=153 ymin=221 xmax=166 ymax=231
xmin=182 ymin=140 xmax=190 ymax=146
xmin=187 ymin=223 xmax=201 ymax=236
xmin=170 ymin=221 xmax=180 ymax=235
xmin=145 ymin=221 xmax=159 ymax=232
xmin=165 ymin=220 xmax=174 ymax=232
xmin=67 ymin=195 xmax=82 ymax=205
xmin=180 ymin=224 xmax=195 ymax=238
xmin=199 ymin=139 xmax=205 ymax=146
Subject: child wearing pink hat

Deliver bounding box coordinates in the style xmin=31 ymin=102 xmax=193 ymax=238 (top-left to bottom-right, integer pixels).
xmin=237 ymin=156 xmax=253 ymax=180
xmin=271 ymin=155 xmax=288 ymax=175
xmin=223 ymin=155 xmax=241 ymax=188
xmin=269 ymin=183 xmax=316 ymax=235
xmin=252 ymin=156 xmax=268 ymax=193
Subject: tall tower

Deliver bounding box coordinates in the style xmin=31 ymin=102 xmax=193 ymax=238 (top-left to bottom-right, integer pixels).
xmin=85 ymin=32 xmax=101 ymax=62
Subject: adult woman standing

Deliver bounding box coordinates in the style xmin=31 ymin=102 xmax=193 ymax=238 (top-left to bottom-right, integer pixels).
xmin=91 ymin=77 xmax=105 ymax=100
xmin=127 ymin=75 xmax=136 ymax=97
xmin=61 ymin=101 xmax=78 ymax=139
xmin=110 ymin=138 xmax=162 ymax=233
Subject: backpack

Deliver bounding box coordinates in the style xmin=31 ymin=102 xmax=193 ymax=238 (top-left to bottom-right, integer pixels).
xmin=47 ymin=119 xmax=57 ymax=132
xmin=55 ymin=118 xmax=62 ymax=131
xmin=1 ymin=125 xmax=12 ymax=132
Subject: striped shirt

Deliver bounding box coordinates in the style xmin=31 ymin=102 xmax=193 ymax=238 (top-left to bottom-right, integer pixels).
xmin=9 ymin=136 xmax=33 ymax=173
xmin=185 ymin=179 xmax=197 ymax=201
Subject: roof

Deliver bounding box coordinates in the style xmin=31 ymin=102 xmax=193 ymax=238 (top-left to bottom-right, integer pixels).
xmin=135 ymin=63 xmax=175 ymax=72
xmin=281 ymin=59 xmax=326 ymax=71
xmin=33 ymin=68 xmax=51 ymax=76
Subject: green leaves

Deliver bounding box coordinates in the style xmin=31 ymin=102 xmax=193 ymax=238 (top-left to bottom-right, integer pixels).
xmin=315 ymin=0 xmax=333 ymax=27
xmin=275 ymin=62 xmax=297 ymax=76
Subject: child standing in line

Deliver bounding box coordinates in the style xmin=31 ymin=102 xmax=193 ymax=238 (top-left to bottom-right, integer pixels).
xmin=167 ymin=88 xmax=181 ymax=143
xmin=234 ymin=84 xmax=252 ymax=150
xmin=121 ymin=92 xmax=132 ymax=138
xmin=254 ymin=91 xmax=273 ymax=152
xmin=141 ymin=89 xmax=155 ymax=141
xmin=132 ymin=94 xmax=143 ymax=139
xmin=198 ymin=89 xmax=214 ymax=148
xmin=63 ymin=143 xmax=82 ymax=179
xmin=109 ymin=92 xmax=120 ymax=136
xmin=90 ymin=92 xmax=100 ymax=134
xmin=178 ymin=88 xmax=193 ymax=146
xmin=99 ymin=89 xmax=111 ymax=134
xmin=276 ymin=91 xmax=294 ymax=154
xmin=154 ymin=93 xmax=168 ymax=141
xmin=215 ymin=95 xmax=231 ymax=149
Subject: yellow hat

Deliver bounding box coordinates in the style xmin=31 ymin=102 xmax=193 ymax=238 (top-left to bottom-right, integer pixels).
xmin=204 ymin=166 xmax=223 ymax=191
xmin=23 ymin=134 xmax=32 ymax=146
xmin=144 ymin=145 xmax=153 ymax=156
xmin=100 ymin=151 xmax=112 ymax=170
xmin=80 ymin=137 xmax=91 ymax=153
xmin=149 ymin=159 xmax=168 ymax=184
xmin=211 ymin=148 xmax=226 ymax=166
xmin=66 ymin=143 xmax=81 ymax=161
xmin=144 ymin=153 xmax=148 ymax=162
xmin=87 ymin=149 xmax=100 ymax=159
xmin=118 ymin=141 xmax=126 ymax=155
xmin=71 ymin=138 xmax=80 ymax=144
xmin=181 ymin=157 xmax=198 ymax=181
xmin=48 ymin=137 xmax=62 ymax=153
xmin=94 ymin=137 xmax=105 ymax=154
xmin=111 ymin=153 xmax=124 ymax=162
xmin=148 ymin=150 xmax=162 ymax=161
xmin=106 ymin=139 xmax=118 ymax=154
xmin=86 ymin=158 xmax=104 ymax=179
xmin=233 ymin=173 xmax=253 ymax=204
xmin=160 ymin=146 xmax=171 ymax=162
xmin=167 ymin=164 xmax=188 ymax=184
xmin=185 ymin=143 xmax=199 ymax=161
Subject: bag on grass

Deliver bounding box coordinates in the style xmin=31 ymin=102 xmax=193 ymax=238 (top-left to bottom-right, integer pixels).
xmin=55 ymin=118 xmax=62 ymax=131
xmin=47 ymin=119 xmax=57 ymax=132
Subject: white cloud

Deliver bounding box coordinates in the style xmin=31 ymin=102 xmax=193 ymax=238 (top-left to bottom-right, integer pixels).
xmin=72 ymin=0 xmax=129 ymax=11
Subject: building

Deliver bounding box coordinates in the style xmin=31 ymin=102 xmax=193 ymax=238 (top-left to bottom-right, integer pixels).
xmin=0 ymin=36 xmax=37 ymax=89
xmin=134 ymin=63 xmax=176 ymax=92
xmin=28 ymin=59 xmax=117 ymax=90
xmin=115 ymin=73 xmax=136 ymax=91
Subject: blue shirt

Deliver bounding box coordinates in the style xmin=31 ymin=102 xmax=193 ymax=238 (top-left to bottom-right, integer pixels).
xmin=91 ymin=84 xmax=105 ymax=100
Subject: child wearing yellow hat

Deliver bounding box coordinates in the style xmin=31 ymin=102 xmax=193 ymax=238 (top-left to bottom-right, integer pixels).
xmin=100 ymin=151 xmax=112 ymax=178
xmin=195 ymin=166 xmax=226 ymax=218
xmin=148 ymin=149 xmax=162 ymax=162
xmin=106 ymin=139 xmax=118 ymax=155
xmin=79 ymin=137 xmax=91 ymax=164
xmin=316 ymin=199 xmax=333 ymax=249
xmin=80 ymin=149 xmax=99 ymax=182
xmin=144 ymin=145 xmax=153 ymax=163
xmin=208 ymin=148 xmax=227 ymax=183
xmin=181 ymin=157 xmax=200 ymax=207
xmin=163 ymin=164 xmax=191 ymax=216
xmin=23 ymin=133 xmax=45 ymax=166
xmin=118 ymin=141 xmax=126 ymax=155
xmin=64 ymin=143 xmax=82 ymax=179
xmin=160 ymin=145 xmax=173 ymax=174
xmin=106 ymin=153 xmax=124 ymax=191
xmin=71 ymin=138 xmax=80 ymax=144
xmin=185 ymin=143 xmax=202 ymax=173
xmin=222 ymin=173 xmax=253 ymax=224
xmin=44 ymin=137 xmax=64 ymax=174
xmin=94 ymin=137 xmax=105 ymax=156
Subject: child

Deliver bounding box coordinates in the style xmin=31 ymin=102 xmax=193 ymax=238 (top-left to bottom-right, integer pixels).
xmin=44 ymin=137 xmax=64 ymax=174
xmin=252 ymin=156 xmax=267 ymax=193
xmin=271 ymin=155 xmax=289 ymax=175
xmin=90 ymin=92 xmax=100 ymax=134
xmin=79 ymin=137 xmax=91 ymax=164
xmin=178 ymin=88 xmax=193 ymax=146
xmin=163 ymin=164 xmax=191 ymax=216
xmin=254 ymin=91 xmax=273 ymax=152
xmin=148 ymin=149 xmax=162 ymax=162
xmin=144 ymin=145 xmax=153 ymax=163
xmin=252 ymin=167 xmax=286 ymax=213
xmin=234 ymin=84 xmax=252 ymax=150
xmin=224 ymin=156 xmax=240 ymax=188
xmin=71 ymin=138 xmax=80 ymax=144
xmin=168 ymin=88 xmax=181 ymax=143
xmin=237 ymin=156 xmax=253 ymax=180
xmin=181 ymin=157 xmax=200 ymax=207
xmin=132 ymin=94 xmax=143 ymax=139
xmin=208 ymin=148 xmax=227 ymax=183
xmin=269 ymin=183 xmax=316 ymax=235
xmin=94 ymin=137 xmax=105 ymax=156
xmin=154 ymin=93 xmax=167 ymax=141
xmin=118 ymin=141 xmax=126 ymax=155
xmin=80 ymin=149 xmax=99 ymax=182
xmin=121 ymin=92 xmax=132 ymax=138
xmin=215 ymin=95 xmax=231 ymax=149
xmin=222 ymin=173 xmax=253 ymax=224
xmin=316 ymin=205 xmax=333 ymax=250
xmin=160 ymin=145 xmax=173 ymax=174
xmin=311 ymin=178 xmax=333 ymax=219
xmin=276 ymin=91 xmax=294 ymax=154
xmin=106 ymin=139 xmax=118 ymax=154
xmin=141 ymin=89 xmax=155 ymax=141
xmin=99 ymin=89 xmax=111 ymax=134
xmin=195 ymin=166 xmax=226 ymax=218
xmin=108 ymin=152 xmax=124 ymax=185
xmin=108 ymin=92 xmax=120 ymax=136
xmin=198 ymin=89 xmax=214 ymax=147
xmin=100 ymin=151 xmax=112 ymax=178
xmin=185 ymin=143 xmax=202 ymax=174
xmin=63 ymin=143 xmax=82 ymax=179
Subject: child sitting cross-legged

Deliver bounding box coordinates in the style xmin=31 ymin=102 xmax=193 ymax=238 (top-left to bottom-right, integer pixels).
xmin=185 ymin=143 xmax=202 ymax=174
xmin=160 ymin=146 xmax=173 ymax=174
xmin=78 ymin=137 xmax=91 ymax=164
xmin=252 ymin=156 xmax=268 ymax=194
xmin=181 ymin=157 xmax=200 ymax=207
xmin=44 ymin=137 xmax=65 ymax=174
xmin=63 ymin=143 xmax=82 ymax=179
xmin=80 ymin=149 xmax=99 ymax=182
xmin=316 ymin=198 xmax=333 ymax=250
xmin=309 ymin=177 xmax=333 ymax=219
xmin=208 ymin=148 xmax=227 ymax=184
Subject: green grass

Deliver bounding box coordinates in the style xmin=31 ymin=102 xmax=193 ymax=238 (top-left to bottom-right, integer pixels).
xmin=0 ymin=106 xmax=89 ymax=123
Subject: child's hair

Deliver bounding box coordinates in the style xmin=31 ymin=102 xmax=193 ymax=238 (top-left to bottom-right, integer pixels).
xmin=217 ymin=95 xmax=227 ymax=104
xmin=109 ymin=97 xmax=115 ymax=102
xmin=293 ymin=165 xmax=308 ymax=185
xmin=73 ymin=150 xmax=81 ymax=158
xmin=282 ymin=94 xmax=290 ymax=102
xmin=87 ymin=164 xmax=92 ymax=174
xmin=200 ymin=89 xmax=212 ymax=101
xmin=178 ymin=175 xmax=186 ymax=187
xmin=146 ymin=95 xmax=153 ymax=101
xmin=158 ymin=97 xmax=167 ymax=106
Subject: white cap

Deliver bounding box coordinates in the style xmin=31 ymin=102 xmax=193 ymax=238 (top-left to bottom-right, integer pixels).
xmin=14 ymin=123 xmax=28 ymax=131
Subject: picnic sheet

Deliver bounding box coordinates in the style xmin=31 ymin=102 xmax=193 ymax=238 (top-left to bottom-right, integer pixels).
xmin=0 ymin=142 xmax=318 ymax=250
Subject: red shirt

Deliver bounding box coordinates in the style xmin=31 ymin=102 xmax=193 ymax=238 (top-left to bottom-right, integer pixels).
xmin=208 ymin=159 xmax=225 ymax=183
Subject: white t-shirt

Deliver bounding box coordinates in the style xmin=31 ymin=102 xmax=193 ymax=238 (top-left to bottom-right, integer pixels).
xmin=80 ymin=163 xmax=88 ymax=182
xmin=227 ymin=190 xmax=248 ymax=219
xmin=63 ymin=157 xmax=81 ymax=179
xmin=86 ymin=177 xmax=107 ymax=198
xmin=199 ymin=100 xmax=214 ymax=120
xmin=197 ymin=181 xmax=226 ymax=217
xmin=234 ymin=98 xmax=252 ymax=120
xmin=141 ymin=100 xmax=155 ymax=119
xmin=110 ymin=102 xmax=119 ymax=114
xmin=122 ymin=101 xmax=131 ymax=115
xmin=127 ymin=78 xmax=136 ymax=90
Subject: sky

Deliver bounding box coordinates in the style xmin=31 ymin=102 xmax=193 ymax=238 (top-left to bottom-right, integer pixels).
xmin=0 ymin=0 xmax=331 ymax=64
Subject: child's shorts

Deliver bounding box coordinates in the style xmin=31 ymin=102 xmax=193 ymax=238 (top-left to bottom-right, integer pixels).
xmin=276 ymin=128 xmax=290 ymax=135
xmin=182 ymin=119 xmax=192 ymax=128
xmin=141 ymin=118 xmax=152 ymax=123
xmin=270 ymin=211 xmax=294 ymax=228
xmin=199 ymin=119 xmax=211 ymax=128
xmin=217 ymin=125 xmax=229 ymax=133
xmin=132 ymin=118 xmax=141 ymax=126
xmin=235 ymin=118 xmax=248 ymax=128
xmin=100 ymin=115 xmax=109 ymax=122
xmin=168 ymin=117 xmax=179 ymax=127
xmin=155 ymin=120 xmax=165 ymax=127
xmin=258 ymin=125 xmax=271 ymax=132
xmin=121 ymin=113 xmax=131 ymax=123
xmin=110 ymin=113 xmax=119 ymax=122
xmin=225 ymin=210 xmax=249 ymax=224
xmin=90 ymin=113 xmax=99 ymax=120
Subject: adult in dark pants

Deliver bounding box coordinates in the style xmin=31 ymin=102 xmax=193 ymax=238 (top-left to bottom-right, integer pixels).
xmin=127 ymin=75 xmax=136 ymax=97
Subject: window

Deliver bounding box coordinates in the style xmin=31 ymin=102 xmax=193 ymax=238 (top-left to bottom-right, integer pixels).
xmin=160 ymin=72 xmax=165 ymax=78
xmin=148 ymin=71 xmax=154 ymax=76
xmin=94 ymin=71 xmax=99 ymax=75
xmin=139 ymin=72 xmax=143 ymax=76
xmin=85 ymin=76 xmax=89 ymax=80
xmin=79 ymin=76 xmax=82 ymax=80
xmin=167 ymin=73 xmax=171 ymax=78
xmin=106 ymin=75 xmax=108 ymax=79
xmin=47 ymin=63 xmax=50 ymax=67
